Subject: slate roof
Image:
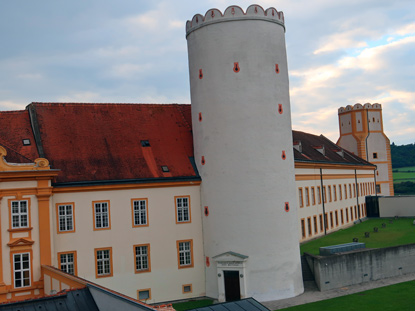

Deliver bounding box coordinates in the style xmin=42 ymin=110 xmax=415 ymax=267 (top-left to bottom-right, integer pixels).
xmin=292 ymin=130 xmax=374 ymax=167
xmin=0 ymin=288 xmax=99 ymax=311
xmin=189 ymin=298 xmax=269 ymax=311
xmin=0 ymin=103 xmax=373 ymax=184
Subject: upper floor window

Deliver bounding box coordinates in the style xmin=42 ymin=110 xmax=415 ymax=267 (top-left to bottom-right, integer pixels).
xmin=57 ymin=203 xmax=75 ymax=233
xmin=176 ymin=196 xmax=191 ymax=223
xmin=132 ymin=199 xmax=148 ymax=227
xmin=13 ymin=253 xmax=31 ymax=288
xmin=59 ymin=252 xmax=77 ymax=275
xmin=298 ymin=188 xmax=304 ymax=207
xmin=95 ymin=248 xmax=113 ymax=277
xmin=93 ymin=201 xmax=110 ymax=230
xmin=311 ymin=187 xmax=316 ymax=205
xmin=134 ymin=244 xmax=150 ymax=273
xmin=177 ymin=240 xmax=193 ymax=268
xmin=11 ymin=200 xmax=29 ymax=229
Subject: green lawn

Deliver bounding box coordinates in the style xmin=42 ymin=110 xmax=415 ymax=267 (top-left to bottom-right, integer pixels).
xmin=300 ymin=218 xmax=415 ymax=255
xmin=278 ymin=281 xmax=415 ymax=311
xmin=172 ymin=299 xmax=214 ymax=311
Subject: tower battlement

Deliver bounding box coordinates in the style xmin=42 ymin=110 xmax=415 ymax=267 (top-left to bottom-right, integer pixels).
xmin=338 ymin=103 xmax=382 ymax=114
xmin=186 ymin=5 xmax=284 ymax=37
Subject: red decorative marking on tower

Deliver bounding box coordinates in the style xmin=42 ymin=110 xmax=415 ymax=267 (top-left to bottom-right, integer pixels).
xmin=204 ymin=206 xmax=209 ymax=216
xmin=231 ymin=7 xmax=235 ymax=15
xmin=206 ymin=256 xmax=210 ymax=267
xmin=211 ymin=10 xmax=215 ymax=18
xmin=282 ymin=150 xmax=286 ymax=160
xmin=199 ymin=112 xmax=203 ymax=122
xmin=272 ymin=9 xmax=275 ymax=16
xmin=278 ymin=104 xmax=283 ymax=114
xmin=285 ymin=202 xmax=290 ymax=212
xmin=275 ymin=64 xmax=279 ymax=74
xmin=255 ymin=6 xmax=258 ymax=13
xmin=233 ymin=62 xmax=240 ymax=73
xmin=199 ymin=69 xmax=203 ymax=79
xmin=196 ymin=16 xmax=199 ymax=23
xmin=201 ymin=156 xmax=205 ymax=165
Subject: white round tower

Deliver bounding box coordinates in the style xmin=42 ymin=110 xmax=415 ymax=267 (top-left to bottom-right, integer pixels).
xmin=186 ymin=5 xmax=303 ymax=302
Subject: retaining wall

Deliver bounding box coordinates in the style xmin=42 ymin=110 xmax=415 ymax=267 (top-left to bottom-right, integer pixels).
xmin=379 ymin=196 xmax=415 ymax=217
xmin=305 ymin=243 xmax=415 ymax=291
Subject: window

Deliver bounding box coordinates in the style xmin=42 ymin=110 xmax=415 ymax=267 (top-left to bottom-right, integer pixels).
xmin=95 ymin=248 xmax=113 ymax=278
xmin=325 ymin=213 xmax=328 ymax=229
xmin=350 ymin=207 xmax=354 ymax=221
xmin=313 ymin=216 xmax=318 ymax=234
xmin=373 ymin=152 xmax=378 ymax=159
xmin=333 ymin=186 xmax=337 ymax=201
xmin=346 ymin=208 xmax=349 ymax=222
xmin=93 ymin=201 xmax=110 ymax=230
xmin=57 ymin=203 xmax=75 ymax=233
xmin=183 ymin=284 xmax=192 ymax=294
xmin=311 ymin=187 xmax=316 ymax=205
xmin=134 ymin=244 xmax=150 ymax=273
xmin=13 ymin=253 xmax=31 ymax=288
xmin=317 ymin=187 xmax=321 ymax=204
xmin=339 ymin=185 xmax=342 ymax=200
xmin=177 ymin=240 xmax=194 ymax=268
xmin=376 ymin=184 xmax=381 ymax=194
xmin=353 ymin=183 xmax=356 ymax=198
xmin=307 ymin=217 xmax=312 ymax=236
xmin=344 ymin=185 xmax=348 ymax=199
xmin=355 ymin=205 xmax=358 ymax=219
xmin=319 ymin=214 xmax=323 ymax=232
xmin=138 ymin=289 xmax=151 ymax=301
xmin=301 ymin=219 xmax=306 ymax=238
xmin=59 ymin=252 xmax=77 ymax=275
xmin=328 ymin=186 xmax=332 ymax=202
xmin=175 ymin=196 xmax=191 ymax=223
xmin=11 ymin=200 xmax=29 ymax=229
xmin=305 ymin=188 xmax=310 ymax=206
xmin=323 ymin=186 xmax=327 ymax=203
xmin=330 ymin=212 xmax=334 ymax=228
xmin=340 ymin=209 xmax=344 ymax=224
xmin=298 ymin=188 xmax=304 ymax=207
xmin=132 ymin=199 xmax=148 ymax=227
xmin=349 ymin=184 xmax=352 ymax=198
xmin=335 ymin=211 xmax=338 ymax=226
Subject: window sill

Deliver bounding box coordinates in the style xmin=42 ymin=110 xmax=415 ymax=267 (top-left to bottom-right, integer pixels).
xmin=8 ymin=227 xmax=33 ymax=232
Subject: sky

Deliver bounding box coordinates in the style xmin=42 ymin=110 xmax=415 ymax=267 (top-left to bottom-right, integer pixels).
xmin=0 ymin=0 xmax=414 ymax=145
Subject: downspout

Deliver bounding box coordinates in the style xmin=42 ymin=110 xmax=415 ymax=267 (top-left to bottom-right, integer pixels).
xmin=374 ymin=166 xmax=378 ymax=197
xmin=320 ymin=168 xmax=327 ymax=235
xmin=354 ymin=169 xmax=360 ymax=220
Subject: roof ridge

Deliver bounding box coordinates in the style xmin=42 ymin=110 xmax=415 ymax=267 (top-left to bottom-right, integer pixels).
xmin=30 ymin=102 xmax=190 ymax=107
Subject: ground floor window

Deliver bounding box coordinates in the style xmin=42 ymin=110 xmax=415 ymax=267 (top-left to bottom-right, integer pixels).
xmin=13 ymin=253 xmax=30 ymax=288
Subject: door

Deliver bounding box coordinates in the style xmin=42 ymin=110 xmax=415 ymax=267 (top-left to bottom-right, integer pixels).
xmin=224 ymin=270 xmax=240 ymax=301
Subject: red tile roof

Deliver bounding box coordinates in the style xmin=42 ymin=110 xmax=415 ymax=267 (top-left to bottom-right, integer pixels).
xmin=0 ymin=110 xmax=39 ymax=163
xmin=30 ymin=103 xmax=197 ymax=184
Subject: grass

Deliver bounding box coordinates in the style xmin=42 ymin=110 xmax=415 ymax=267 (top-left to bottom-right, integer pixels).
xmin=300 ymin=218 xmax=415 ymax=255
xmin=278 ymin=280 xmax=415 ymax=311
xmin=393 ymin=166 xmax=415 ymax=183
xmin=172 ymin=299 xmax=214 ymax=311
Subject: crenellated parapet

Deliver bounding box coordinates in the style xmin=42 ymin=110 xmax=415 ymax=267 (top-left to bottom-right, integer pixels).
xmin=338 ymin=103 xmax=382 ymax=114
xmin=186 ymin=5 xmax=284 ymax=36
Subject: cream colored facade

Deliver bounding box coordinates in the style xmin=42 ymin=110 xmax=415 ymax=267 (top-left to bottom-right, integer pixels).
xmin=51 ymin=184 xmax=204 ymax=303
xmin=295 ymin=164 xmax=376 ymax=242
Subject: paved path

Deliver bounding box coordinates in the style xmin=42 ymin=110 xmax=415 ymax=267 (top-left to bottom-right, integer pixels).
xmin=262 ymin=272 xmax=415 ymax=310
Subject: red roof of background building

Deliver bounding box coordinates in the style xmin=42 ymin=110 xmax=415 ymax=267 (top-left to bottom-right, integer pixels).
xmin=30 ymin=103 xmax=197 ymax=184
xmin=0 ymin=110 xmax=39 ymax=163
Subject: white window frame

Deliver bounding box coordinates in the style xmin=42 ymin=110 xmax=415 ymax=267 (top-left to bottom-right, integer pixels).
xmin=96 ymin=249 xmax=111 ymax=276
xmin=60 ymin=253 xmax=75 ymax=275
xmin=95 ymin=202 xmax=109 ymax=229
xmin=13 ymin=253 xmax=31 ymax=288
xmin=179 ymin=241 xmax=192 ymax=266
xmin=11 ymin=200 xmax=29 ymax=229
xmin=133 ymin=200 xmax=147 ymax=226
xmin=135 ymin=245 xmax=149 ymax=272
xmin=176 ymin=197 xmax=190 ymax=223
xmin=58 ymin=204 xmax=74 ymax=232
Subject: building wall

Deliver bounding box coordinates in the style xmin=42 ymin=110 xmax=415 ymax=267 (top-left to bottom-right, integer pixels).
xmin=296 ymin=166 xmax=376 ymax=242
xmin=51 ymin=184 xmax=204 ymax=303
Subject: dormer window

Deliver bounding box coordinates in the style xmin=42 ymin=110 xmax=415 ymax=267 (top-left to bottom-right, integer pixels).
xmin=293 ymin=141 xmax=302 ymax=153
xmin=313 ymin=145 xmax=325 ymax=156
xmin=22 ymin=139 xmax=31 ymax=146
xmin=140 ymin=140 xmax=150 ymax=147
xmin=334 ymin=149 xmax=344 ymax=158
